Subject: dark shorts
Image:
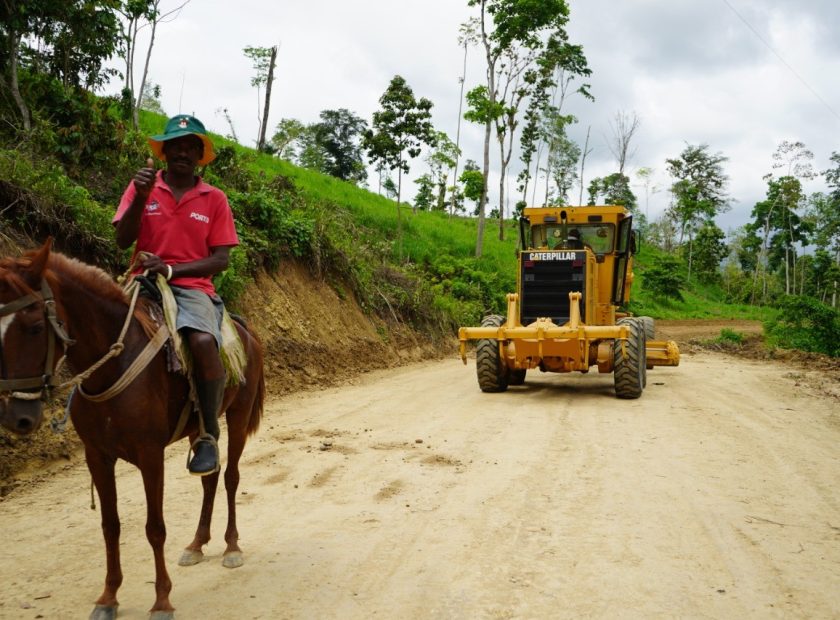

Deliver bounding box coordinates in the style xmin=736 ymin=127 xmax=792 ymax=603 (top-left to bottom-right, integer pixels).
xmin=170 ymin=286 xmax=225 ymax=349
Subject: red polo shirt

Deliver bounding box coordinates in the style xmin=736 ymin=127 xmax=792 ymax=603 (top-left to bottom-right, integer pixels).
xmin=113 ymin=171 xmax=239 ymax=296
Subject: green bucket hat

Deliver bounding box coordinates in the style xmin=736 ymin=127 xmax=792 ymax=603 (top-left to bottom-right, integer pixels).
xmin=148 ymin=115 xmax=216 ymax=166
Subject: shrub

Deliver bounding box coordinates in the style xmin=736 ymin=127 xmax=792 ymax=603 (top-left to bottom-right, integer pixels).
xmin=764 ymin=296 xmax=840 ymax=357
xmin=715 ymin=328 xmax=745 ymax=344
xmin=643 ymin=255 xmax=684 ymax=301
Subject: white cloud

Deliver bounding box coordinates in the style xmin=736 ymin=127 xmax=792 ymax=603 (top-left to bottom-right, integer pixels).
xmin=109 ymin=0 xmax=840 ymax=232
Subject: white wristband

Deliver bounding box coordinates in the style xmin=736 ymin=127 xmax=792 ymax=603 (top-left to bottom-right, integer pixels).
xmin=165 ymin=264 xmax=173 ymax=281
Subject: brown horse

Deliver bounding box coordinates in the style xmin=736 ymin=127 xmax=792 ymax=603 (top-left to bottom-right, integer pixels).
xmin=0 ymin=240 xmax=265 ymax=619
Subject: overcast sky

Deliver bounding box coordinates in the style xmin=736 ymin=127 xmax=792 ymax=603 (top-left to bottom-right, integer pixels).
xmin=112 ymin=0 xmax=840 ymax=232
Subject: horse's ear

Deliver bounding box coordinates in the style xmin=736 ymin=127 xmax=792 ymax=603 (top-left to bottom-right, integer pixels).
xmin=25 ymin=237 xmax=53 ymax=282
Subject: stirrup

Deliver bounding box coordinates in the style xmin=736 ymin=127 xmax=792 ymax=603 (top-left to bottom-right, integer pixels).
xmin=186 ymin=434 xmax=220 ymax=476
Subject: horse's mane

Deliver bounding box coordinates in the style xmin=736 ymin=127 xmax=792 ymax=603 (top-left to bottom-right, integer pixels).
xmin=0 ymin=250 xmax=161 ymax=340
xmin=46 ymin=252 xmax=130 ymax=304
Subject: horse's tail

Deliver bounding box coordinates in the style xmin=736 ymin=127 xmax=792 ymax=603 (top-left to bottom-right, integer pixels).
xmin=244 ymin=326 xmax=266 ymax=438
xmin=247 ymin=364 xmax=265 ymax=438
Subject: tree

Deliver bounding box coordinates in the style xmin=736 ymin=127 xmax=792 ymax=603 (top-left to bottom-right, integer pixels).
xmin=750 ymin=141 xmax=818 ymax=301
xmin=809 ymin=152 xmax=840 ymax=308
xmin=450 ymin=19 xmax=479 ymax=216
xmin=692 ymin=222 xmax=728 ymax=284
xmin=413 ymin=174 xmax=435 ymax=211
xmin=521 ymin=57 xmax=591 ymax=209
xmin=587 ymin=173 xmax=636 ymax=210
xmin=363 ymin=75 xmax=436 ymax=254
xmin=644 ymin=255 xmax=684 ymax=301
xmin=296 ymin=124 xmax=328 ymax=173
xmin=312 ymin=108 xmax=368 ymax=183
xmin=425 ymin=131 xmax=460 ymax=211
xmin=646 ymin=214 xmax=678 ymax=253
xmin=382 ymin=176 xmax=398 ymax=200
xmin=1 ymin=0 xmax=123 ymax=130
xmin=138 ymin=80 xmax=165 ymax=115
xmin=244 ymin=44 xmax=278 ymax=151
xmin=750 ymin=176 xmax=811 ymax=298
xmin=547 ymin=134 xmax=580 ymax=205
xmin=635 ymin=166 xmax=660 ymax=219
xmin=467 ymin=0 xmax=589 ymax=257
xmin=769 ymin=141 xmax=817 ymax=295
xmin=607 ymin=110 xmax=640 ymax=174
xmin=117 ymin=0 xmax=191 ymax=129
xmin=539 ymin=109 xmax=579 ymax=205
xmin=665 ymin=144 xmax=730 ymax=247
xmin=460 ymin=160 xmax=485 ymax=216
xmin=270 ymin=118 xmax=306 ymax=160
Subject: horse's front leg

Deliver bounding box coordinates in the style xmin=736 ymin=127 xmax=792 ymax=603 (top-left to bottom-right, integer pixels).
xmin=178 ymin=451 xmax=220 ymax=567
xmin=86 ymin=450 xmax=122 ymax=620
xmin=138 ymin=451 xmax=174 ymax=619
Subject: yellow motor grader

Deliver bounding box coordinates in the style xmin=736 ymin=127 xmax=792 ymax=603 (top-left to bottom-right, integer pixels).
xmin=458 ymin=205 xmax=680 ymax=398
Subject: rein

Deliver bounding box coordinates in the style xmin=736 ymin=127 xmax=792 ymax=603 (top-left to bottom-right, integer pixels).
xmin=68 ymin=277 xmax=169 ymax=402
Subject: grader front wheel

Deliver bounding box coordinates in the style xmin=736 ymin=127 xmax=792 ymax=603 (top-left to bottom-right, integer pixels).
xmin=614 ymin=318 xmax=647 ymax=399
xmin=476 ymin=315 xmax=509 ymax=393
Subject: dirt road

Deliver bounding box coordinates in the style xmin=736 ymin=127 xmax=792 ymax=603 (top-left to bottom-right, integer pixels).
xmin=1 ymin=348 xmax=839 ymax=619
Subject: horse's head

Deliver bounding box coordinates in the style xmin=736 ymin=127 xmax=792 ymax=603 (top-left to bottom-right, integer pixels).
xmin=0 ymin=239 xmax=68 ymax=435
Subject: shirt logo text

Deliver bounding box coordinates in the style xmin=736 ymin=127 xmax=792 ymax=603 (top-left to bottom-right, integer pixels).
xmin=189 ymin=212 xmax=210 ymax=224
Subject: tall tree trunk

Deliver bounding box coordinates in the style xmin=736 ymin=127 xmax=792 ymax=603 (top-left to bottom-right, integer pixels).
xmin=498 ymin=113 xmax=517 ymax=240
xmin=134 ymin=3 xmax=160 ymax=130
xmin=543 ymin=160 xmax=551 ymax=206
xmin=578 ymin=126 xmax=591 ymax=205
xmin=258 ymin=45 xmax=278 ymax=151
xmin=7 ymin=32 xmax=30 ymax=131
xmin=397 ymin=157 xmax=404 ymax=259
xmin=476 ymin=115 xmax=491 ymax=258
xmin=450 ymin=41 xmax=468 ymax=217
xmin=687 ymin=234 xmax=694 ymax=283
xmin=436 ymin=182 xmax=446 ymax=211
xmin=475 ymin=0 xmax=495 ymax=259
xmin=531 ymin=138 xmax=545 ymax=206
xmin=783 ymin=245 xmax=790 ymax=295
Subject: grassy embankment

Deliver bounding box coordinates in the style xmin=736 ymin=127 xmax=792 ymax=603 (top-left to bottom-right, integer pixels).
xmin=1 ymin=107 xmax=771 ymax=340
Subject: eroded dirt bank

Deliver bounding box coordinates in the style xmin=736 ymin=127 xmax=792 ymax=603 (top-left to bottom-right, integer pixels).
xmin=0 ymin=260 xmax=445 ymax=492
xmin=1 ymin=340 xmax=839 ymax=619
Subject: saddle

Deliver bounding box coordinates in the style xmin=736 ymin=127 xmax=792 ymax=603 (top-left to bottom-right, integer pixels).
xmin=136 ymin=274 xmax=248 ymax=386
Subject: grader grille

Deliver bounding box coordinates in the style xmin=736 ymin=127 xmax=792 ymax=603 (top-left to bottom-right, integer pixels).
xmin=520 ymin=251 xmax=586 ymax=325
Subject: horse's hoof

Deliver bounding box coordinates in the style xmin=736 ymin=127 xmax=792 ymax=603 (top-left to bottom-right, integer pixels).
xmin=178 ymin=549 xmax=204 ymax=566
xmin=150 ymin=611 xmax=174 ymax=620
xmin=222 ymin=551 xmax=244 ymax=569
xmin=89 ymin=604 xmax=117 ymax=620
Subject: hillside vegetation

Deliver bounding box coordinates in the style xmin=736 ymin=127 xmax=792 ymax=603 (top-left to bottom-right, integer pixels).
xmin=0 ymin=89 xmax=834 ymax=358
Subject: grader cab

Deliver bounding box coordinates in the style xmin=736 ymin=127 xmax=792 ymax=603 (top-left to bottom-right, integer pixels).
xmin=458 ymin=205 xmax=680 ymax=398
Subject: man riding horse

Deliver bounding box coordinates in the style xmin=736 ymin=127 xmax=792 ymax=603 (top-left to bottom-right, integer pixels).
xmin=113 ymin=115 xmax=237 ymax=476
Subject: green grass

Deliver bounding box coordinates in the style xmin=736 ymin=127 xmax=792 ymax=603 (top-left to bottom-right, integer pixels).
xmin=99 ymin=112 xmax=777 ymax=330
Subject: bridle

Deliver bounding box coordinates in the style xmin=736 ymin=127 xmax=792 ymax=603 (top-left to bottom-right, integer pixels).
xmin=0 ymin=280 xmax=75 ymax=402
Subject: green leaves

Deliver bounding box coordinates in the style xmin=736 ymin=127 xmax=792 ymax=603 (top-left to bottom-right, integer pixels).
xmin=463 ymin=85 xmax=504 ymax=124
xmin=364 ymin=75 xmax=436 ymax=176
xmin=243 ymin=46 xmax=276 ymax=88
xmin=765 ymin=296 xmax=840 ymax=357
xmin=643 ymin=255 xmax=685 ymax=301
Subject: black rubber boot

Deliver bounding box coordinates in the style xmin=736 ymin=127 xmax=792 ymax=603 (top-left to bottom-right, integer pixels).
xmin=188 ymin=378 xmax=225 ymax=476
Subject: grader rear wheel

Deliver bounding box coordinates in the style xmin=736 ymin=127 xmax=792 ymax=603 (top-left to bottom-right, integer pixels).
xmin=638 ymin=316 xmax=655 ymax=340
xmin=476 ymin=315 xmax=509 ymax=393
xmin=614 ymin=317 xmax=647 ymax=399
